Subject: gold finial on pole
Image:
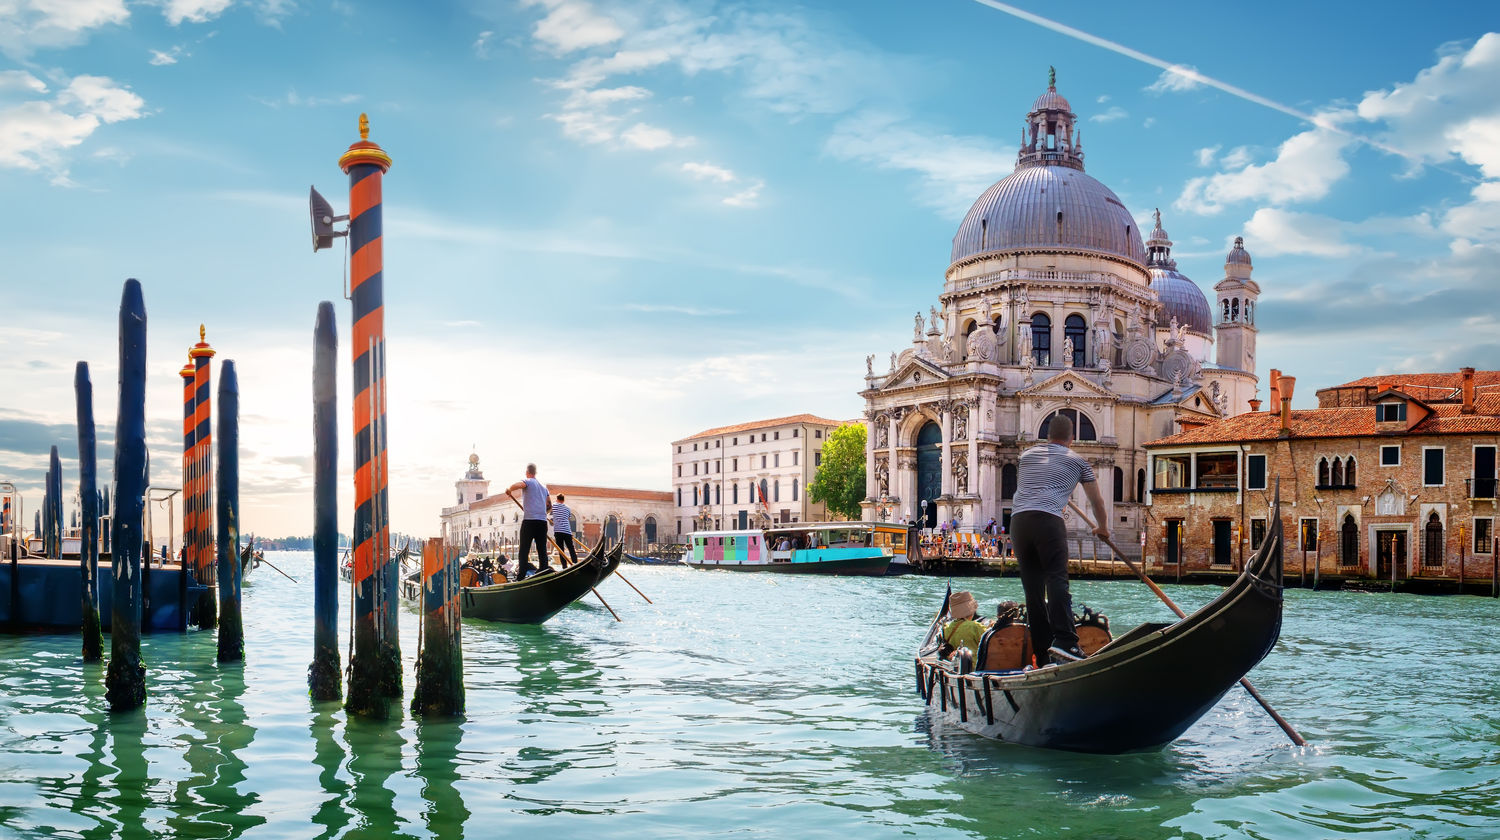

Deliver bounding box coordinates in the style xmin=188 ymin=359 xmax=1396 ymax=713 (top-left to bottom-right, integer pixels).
xmin=359 ymin=113 xmax=370 ymax=141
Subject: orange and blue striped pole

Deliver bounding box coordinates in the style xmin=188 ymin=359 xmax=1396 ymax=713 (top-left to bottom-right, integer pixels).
xmin=340 ymin=113 xmax=399 ymax=715
xmin=190 ymin=326 xmax=216 ymax=629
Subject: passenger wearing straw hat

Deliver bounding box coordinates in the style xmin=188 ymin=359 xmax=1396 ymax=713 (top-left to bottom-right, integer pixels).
xmin=940 ymin=591 xmax=986 ymax=659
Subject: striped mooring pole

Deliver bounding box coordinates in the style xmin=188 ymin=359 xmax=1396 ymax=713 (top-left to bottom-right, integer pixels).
xmin=190 ymin=326 xmax=216 ymax=629
xmin=309 ymin=301 xmax=342 ymax=701
xmin=105 ymin=279 xmax=148 ymax=712
xmin=216 ymin=360 xmax=243 ymax=663
xmin=76 ymin=362 xmax=102 ymax=663
xmin=411 ymin=536 xmax=464 ymax=716
xmin=340 ymin=113 xmax=400 ymax=715
xmin=179 ymin=359 xmax=196 ymax=632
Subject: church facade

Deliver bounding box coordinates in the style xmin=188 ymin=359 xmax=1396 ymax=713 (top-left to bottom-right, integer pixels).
xmin=859 ymin=72 xmax=1261 ymax=550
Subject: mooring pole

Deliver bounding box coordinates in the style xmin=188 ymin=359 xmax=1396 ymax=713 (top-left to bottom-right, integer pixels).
xmin=76 ymin=363 xmax=102 ymax=662
xmin=340 ymin=113 xmax=400 ymax=711
xmin=216 ymin=361 xmax=243 ymax=663
xmin=105 ymin=279 xmax=148 ymax=712
xmin=412 ymin=536 xmax=464 ymax=716
xmin=179 ymin=360 xmax=195 ymax=632
xmin=47 ymin=447 xmax=61 ymax=559
xmin=309 ymin=301 xmax=342 ymax=702
xmin=191 ymin=327 xmax=217 ymax=629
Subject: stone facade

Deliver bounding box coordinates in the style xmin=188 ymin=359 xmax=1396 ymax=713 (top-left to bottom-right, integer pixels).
xmin=1143 ymin=369 xmax=1500 ymax=584
xmin=670 ymin=414 xmax=843 ymax=536
xmin=859 ymin=75 xmax=1260 ymax=548
xmin=439 ymin=454 xmax=672 ymax=555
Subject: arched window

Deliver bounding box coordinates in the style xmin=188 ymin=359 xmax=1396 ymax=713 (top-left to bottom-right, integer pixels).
xmin=1318 ymin=458 xmax=1330 ymax=487
xmin=1001 ymin=463 xmax=1017 ymax=500
xmin=1039 ymin=408 xmax=1097 ymax=442
xmin=1136 ymin=468 xmax=1146 ymax=502
xmin=1064 ymin=314 xmax=1087 ymax=367
xmin=1341 ymin=514 xmax=1358 ymax=565
xmin=1425 ymin=512 xmax=1443 ymax=567
xmin=1113 ymin=466 xmax=1124 ymax=503
xmin=1331 ymin=458 xmax=1343 ymax=487
xmin=1031 ymin=313 xmax=1051 ymax=366
xmin=1345 ymin=457 xmax=1356 ymax=487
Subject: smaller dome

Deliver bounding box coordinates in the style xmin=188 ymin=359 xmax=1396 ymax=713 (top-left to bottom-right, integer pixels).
xmin=1226 ymin=236 xmax=1252 ymax=266
xmin=1150 ymin=268 xmax=1214 ymax=336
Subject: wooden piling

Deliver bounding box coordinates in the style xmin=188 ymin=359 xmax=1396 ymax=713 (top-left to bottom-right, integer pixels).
xmin=216 ymin=361 xmax=243 ymax=663
xmin=412 ymin=537 xmax=464 ymax=716
xmin=191 ymin=327 xmax=217 ymax=629
xmin=105 ymin=279 xmax=148 ymax=712
xmin=76 ymin=362 xmax=102 ymax=662
xmin=309 ymin=302 xmax=342 ymax=702
xmin=340 ymin=113 xmax=401 ymax=710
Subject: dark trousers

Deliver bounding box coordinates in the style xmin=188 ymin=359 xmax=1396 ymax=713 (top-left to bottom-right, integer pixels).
xmin=518 ymin=519 xmax=551 ymax=578
xmin=556 ymin=532 xmax=578 ymax=565
xmin=1011 ymin=510 xmax=1077 ymax=661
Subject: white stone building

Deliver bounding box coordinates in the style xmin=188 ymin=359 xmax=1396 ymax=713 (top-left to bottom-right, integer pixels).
xmin=670 ymin=414 xmax=845 ymax=536
xmin=439 ymin=454 xmax=672 ymax=554
xmin=859 ymin=72 xmax=1261 ymax=545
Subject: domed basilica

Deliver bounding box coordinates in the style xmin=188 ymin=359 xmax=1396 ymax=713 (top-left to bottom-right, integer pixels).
xmin=859 ymin=71 xmax=1261 ymax=543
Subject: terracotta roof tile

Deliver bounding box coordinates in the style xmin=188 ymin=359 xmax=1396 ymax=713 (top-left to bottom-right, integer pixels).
xmin=677 ymin=413 xmax=846 ymax=442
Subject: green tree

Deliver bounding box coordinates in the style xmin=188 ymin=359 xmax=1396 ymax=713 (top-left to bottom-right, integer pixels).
xmin=808 ymin=423 xmax=866 ymax=521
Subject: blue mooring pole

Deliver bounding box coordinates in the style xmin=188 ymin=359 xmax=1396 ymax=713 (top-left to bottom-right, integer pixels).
xmin=76 ymin=362 xmax=102 ymax=662
xmin=105 ymin=279 xmax=148 ymax=712
xmin=216 ymin=360 xmax=243 ymax=663
xmin=309 ymin=302 xmax=341 ymax=701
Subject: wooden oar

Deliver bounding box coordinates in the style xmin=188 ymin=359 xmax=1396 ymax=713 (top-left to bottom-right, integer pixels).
xmin=1067 ymin=501 xmax=1306 ymax=747
xmin=568 ymin=532 xmax=652 ymax=605
xmin=505 ymin=490 xmax=620 ymax=622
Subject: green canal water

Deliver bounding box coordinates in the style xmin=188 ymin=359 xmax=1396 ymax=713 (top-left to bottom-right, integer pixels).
xmin=2 ymin=552 xmax=1498 ymax=839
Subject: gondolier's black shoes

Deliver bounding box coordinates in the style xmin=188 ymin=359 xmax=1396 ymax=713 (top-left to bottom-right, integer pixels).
xmin=1047 ymin=645 xmax=1086 ymax=663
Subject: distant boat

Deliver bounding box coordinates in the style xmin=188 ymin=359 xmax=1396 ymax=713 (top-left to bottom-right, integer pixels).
xmin=686 ymin=522 xmax=892 ymax=576
xmin=914 ymin=501 xmax=1287 ymax=753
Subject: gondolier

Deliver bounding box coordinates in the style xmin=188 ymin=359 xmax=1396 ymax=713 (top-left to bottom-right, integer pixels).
xmin=506 ymin=463 xmax=553 ymax=580
xmin=1012 ymin=415 xmax=1108 ymax=666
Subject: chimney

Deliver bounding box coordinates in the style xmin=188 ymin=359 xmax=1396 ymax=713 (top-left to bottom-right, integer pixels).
xmin=1462 ymin=366 xmax=1476 ymax=414
xmin=1268 ymin=369 xmax=1281 ymax=411
xmin=1279 ymin=375 xmax=1296 ymax=436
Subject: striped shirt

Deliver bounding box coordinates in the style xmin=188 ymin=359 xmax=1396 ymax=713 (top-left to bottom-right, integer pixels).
xmin=1012 ymin=443 xmax=1095 ymax=517
xmin=551 ymin=503 xmax=573 ymax=535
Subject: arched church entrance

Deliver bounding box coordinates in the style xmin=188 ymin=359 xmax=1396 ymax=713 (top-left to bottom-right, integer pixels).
xmin=916 ymin=421 xmax=942 ymax=525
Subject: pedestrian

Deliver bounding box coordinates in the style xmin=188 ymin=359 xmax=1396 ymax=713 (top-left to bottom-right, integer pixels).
xmin=1011 ymin=415 xmax=1109 ymax=666
xmin=506 ymin=463 xmax=553 ymax=579
xmin=551 ymin=492 xmax=578 ymax=566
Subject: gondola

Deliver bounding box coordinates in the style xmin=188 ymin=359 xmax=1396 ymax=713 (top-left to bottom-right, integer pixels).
xmin=460 ymin=541 xmax=622 ymax=624
xmin=914 ymin=502 xmax=1286 ymax=753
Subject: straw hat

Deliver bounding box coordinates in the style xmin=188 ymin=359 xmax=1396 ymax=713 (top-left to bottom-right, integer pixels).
xmin=949 ymin=591 xmax=977 ymax=620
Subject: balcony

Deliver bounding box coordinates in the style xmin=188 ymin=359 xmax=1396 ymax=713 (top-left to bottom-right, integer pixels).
xmin=1468 ymin=477 xmax=1498 ymax=500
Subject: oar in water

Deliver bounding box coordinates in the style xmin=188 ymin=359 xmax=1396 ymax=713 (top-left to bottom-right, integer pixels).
xmin=504 ymin=490 xmax=620 ymax=622
xmin=1066 ymin=500 xmax=1307 ymax=747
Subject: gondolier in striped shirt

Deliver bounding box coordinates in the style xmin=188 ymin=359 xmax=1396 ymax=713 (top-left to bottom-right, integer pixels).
xmin=1012 ymin=414 xmax=1109 ymax=666
xmin=550 ymin=493 xmax=578 ymax=566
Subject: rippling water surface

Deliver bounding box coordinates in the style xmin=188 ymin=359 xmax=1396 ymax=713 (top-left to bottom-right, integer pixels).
xmin=2 ymin=552 xmax=1498 ymax=839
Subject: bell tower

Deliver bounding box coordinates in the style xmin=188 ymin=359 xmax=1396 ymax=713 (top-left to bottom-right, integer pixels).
xmin=1213 ymin=237 xmax=1259 ymax=372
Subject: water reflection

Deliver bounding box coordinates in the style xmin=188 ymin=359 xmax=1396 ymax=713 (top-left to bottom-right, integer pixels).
xmin=414 ymin=717 xmax=469 ymax=840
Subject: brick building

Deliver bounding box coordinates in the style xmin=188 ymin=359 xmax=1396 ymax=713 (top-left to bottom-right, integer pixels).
xmin=1142 ymin=368 xmax=1500 ymax=587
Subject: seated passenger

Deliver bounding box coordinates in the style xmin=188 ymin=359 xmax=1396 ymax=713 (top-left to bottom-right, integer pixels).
xmin=940 ymin=591 xmax=987 ymax=659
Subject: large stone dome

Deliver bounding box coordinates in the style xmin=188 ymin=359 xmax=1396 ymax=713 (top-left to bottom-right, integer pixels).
xmin=950 ymin=165 xmax=1148 ymax=267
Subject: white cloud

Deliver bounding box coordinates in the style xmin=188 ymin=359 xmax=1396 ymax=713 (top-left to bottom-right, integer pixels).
xmin=1089 ymin=105 xmax=1127 ymax=123
xmin=0 ymin=74 xmax=144 ymax=179
xmin=621 ymin=122 xmax=687 ymax=149
xmin=162 ymin=0 xmax=232 ymax=25
xmin=528 ymin=0 xmax=623 ymax=54
xmin=1145 ymin=64 xmax=1204 ymax=94
xmin=0 ymin=0 xmax=128 ymax=57
xmin=825 ymin=111 xmax=1011 ymax=217
xmin=1195 ymin=145 xmax=1219 ymax=167
xmin=1175 ymin=122 xmax=1352 ymax=215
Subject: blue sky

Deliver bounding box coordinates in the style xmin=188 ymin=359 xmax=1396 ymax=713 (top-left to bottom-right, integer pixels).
xmin=2 ymin=0 xmax=1499 ymax=536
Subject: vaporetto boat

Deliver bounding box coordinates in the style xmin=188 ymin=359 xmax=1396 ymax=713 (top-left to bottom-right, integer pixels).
xmin=686 ymin=522 xmax=893 ymax=576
